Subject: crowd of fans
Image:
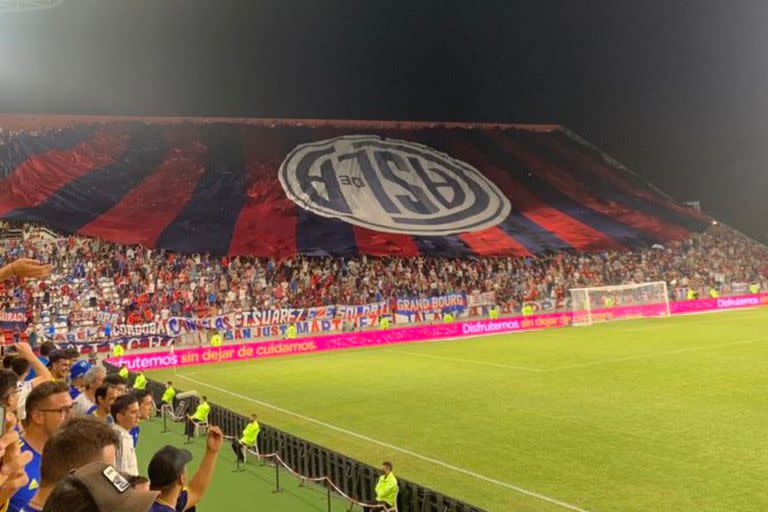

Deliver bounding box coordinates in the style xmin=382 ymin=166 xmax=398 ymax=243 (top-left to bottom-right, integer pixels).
xmin=0 ymin=250 xmax=222 ymax=512
xmin=0 ymin=206 xmax=763 ymax=511
xmin=0 ymin=250 xmax=391 ymax=511
xmin=0 ymin=222 xmax=765 ymax=338
xmin=0 ymin=334 xmax=222 ymax=511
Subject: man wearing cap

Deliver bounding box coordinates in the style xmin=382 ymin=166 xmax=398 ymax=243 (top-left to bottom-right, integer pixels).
xmin=148 ymin=426 xmax=223 ymax=512
xmin=41 ymin=462 xmax=158 ymax=512
xmin=45 ymin=351 xmax=70 ymax=383
xmin=69 ymin=360 xmax=92 ymax=400
xmin=8 ymin=382 xmax=72 ymax=512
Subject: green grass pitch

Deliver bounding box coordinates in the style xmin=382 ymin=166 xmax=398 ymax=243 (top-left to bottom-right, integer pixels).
xmin=147 ymin=308 xmax=768 ymax=512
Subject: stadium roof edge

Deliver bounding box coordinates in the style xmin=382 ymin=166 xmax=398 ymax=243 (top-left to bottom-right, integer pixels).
xmin=0 ymin=113 xmax=562 ymax=132
xmin=558 ymin=126 xmax=684 ymax=205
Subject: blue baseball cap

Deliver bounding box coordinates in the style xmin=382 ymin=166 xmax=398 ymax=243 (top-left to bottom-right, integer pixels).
xmin=70 ymin=359 xmax=92 ymax=380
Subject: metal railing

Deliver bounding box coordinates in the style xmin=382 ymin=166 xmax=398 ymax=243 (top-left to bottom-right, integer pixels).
xmin=112 ymin=365 xmax=486 ymax=512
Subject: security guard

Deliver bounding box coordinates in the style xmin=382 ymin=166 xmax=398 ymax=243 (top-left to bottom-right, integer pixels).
xmin=488 ymin=306 xmax=500 ymax=319
xmin=112 ymin=343 xmax=126 ymax=358
xmin=132 ymin=371 xmax=147 ymax=391
xmin=185 ymin=396 xmax=211 ymax=437
xmin=231 ymin=413 xmax=261 ymax=463
xmin=158 ymin=381 xmax=176 ymax=417
xmin=368 ymin=461 xmax=398 ymax=511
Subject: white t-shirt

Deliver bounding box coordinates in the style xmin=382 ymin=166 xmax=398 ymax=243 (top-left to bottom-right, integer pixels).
xmin=112 ymin=424 xmax=138 ymax=476
xmin=72 ymin=392 xmax=94 ymax=417
xmin=16 ymin=381 xmax=33 ymax=421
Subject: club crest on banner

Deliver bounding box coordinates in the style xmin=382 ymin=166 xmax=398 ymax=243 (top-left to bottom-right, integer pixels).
xmin=279 ymin=135 xmax=511 ymax=236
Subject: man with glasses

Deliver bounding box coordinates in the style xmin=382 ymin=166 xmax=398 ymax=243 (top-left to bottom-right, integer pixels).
xmin=8 ymin=381 xmax=72 ymax=512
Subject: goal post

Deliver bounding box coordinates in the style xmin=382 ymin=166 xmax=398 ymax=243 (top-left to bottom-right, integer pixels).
xmin=570 ymin=281 xmax=670 ymax=327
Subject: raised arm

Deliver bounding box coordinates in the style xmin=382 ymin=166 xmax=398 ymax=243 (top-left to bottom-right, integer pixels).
xmin=185 ymin=426 xmax=223 ymax=509
xmin=15 ymin=342 xmax=52 ymax=387
xmin=0 ymin=259 xmax=52 ymax=281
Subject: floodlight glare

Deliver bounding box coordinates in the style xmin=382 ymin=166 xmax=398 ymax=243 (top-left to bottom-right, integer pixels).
xmin=0 ymin=0 xmax=63 ymax=13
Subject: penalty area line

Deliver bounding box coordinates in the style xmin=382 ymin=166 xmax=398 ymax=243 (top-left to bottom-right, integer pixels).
xmin=177 ymin=374 xmax=591 ymax=512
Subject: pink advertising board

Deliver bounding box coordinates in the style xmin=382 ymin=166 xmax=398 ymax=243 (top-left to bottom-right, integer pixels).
xmin=108 ymin=293 xmax=768 ymax=371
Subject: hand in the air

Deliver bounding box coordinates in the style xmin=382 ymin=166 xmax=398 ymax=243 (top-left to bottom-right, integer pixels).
xmin=206 ymin=426 xmax=224 ymax=453
xmin=0 ymin=415 xmax=33 ymax=503
xmin=2 ymin=258 xmax=53 ymax=279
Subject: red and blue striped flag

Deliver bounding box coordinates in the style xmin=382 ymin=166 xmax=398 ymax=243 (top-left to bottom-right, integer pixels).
xmin=0 ymin=118 xmax=709 ymax=258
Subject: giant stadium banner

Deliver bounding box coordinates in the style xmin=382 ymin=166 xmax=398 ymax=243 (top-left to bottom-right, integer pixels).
xmin=0 ymin=117 xmax=710 ymax=258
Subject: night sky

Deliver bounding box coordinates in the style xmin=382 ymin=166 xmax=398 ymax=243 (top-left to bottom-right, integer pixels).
xmin=1 ymin=0 xmax=766 ymax=241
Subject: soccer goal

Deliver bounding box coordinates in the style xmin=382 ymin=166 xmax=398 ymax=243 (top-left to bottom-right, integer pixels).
xmin=570 ymin=281 xmax=670 ymax=327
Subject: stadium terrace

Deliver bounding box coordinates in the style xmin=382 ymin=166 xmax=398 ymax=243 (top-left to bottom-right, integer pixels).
xmin=0 ymin=117 xmax=767 ymax=512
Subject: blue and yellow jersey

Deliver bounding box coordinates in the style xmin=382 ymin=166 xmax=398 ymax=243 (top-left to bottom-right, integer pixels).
xmin=149 ymin=489 xmax=195 ymax=512
xmin=130 ymin=426 xmax=141 ymax=447
xmin=8 ymin=438 xmax=41 ymax=512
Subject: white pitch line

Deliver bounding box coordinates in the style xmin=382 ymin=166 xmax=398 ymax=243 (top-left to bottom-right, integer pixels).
xmin=395 ymin=350 xmax=545 ymax=372
xmin=177 ymin=374 xmax=591 ymax=512
xmin=542 ymin=336 xmax=767 ymax=372
xmin=396 ymin=337 xmax=767 ymax=374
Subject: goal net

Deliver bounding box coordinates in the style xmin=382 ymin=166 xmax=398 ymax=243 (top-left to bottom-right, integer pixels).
xmin=570 ymin=281 xmax=670 ymax=327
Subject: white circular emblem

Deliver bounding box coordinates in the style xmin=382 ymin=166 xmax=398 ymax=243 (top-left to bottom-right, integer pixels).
xmin=278 ymin=135 xmax=511 ymax=236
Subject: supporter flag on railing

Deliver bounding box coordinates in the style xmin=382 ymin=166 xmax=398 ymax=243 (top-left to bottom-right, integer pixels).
xmin=0 ymin=117 xmax=710 ymax=257
xmin=0 ymin=307 xmax=27 ymax=330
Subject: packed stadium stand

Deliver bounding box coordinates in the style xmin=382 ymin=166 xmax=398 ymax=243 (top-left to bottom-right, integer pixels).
xmin=0 ymin=116 xmax=764 ymax=344
xmin=1 ymin=116 xmax=767 ymax=512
